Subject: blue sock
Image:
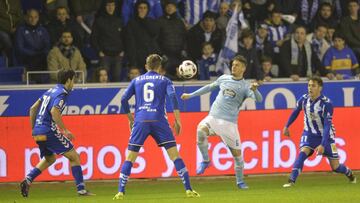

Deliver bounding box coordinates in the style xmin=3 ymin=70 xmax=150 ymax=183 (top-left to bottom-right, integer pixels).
xmin=71 ymin=166 xmax=85 ymax=191
xmin=334 ymin=164 xmax=351 ymax=176
xmin=174 ymin=158 xmax=192 ymax=191
xmin=25 ymin=168 xmax=42 ymax=184
xmin=289 ymin=152 xmax=308 ymax=182
xmin=118 ymin=161 xmax=133 ymax=193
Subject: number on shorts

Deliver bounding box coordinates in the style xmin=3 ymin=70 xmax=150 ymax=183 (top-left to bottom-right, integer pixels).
xmin=143 ymin=82 xmax=154 ymax=102
xmin=301 ymin=136 xmax=308 ymax=143
xmin=39 ymin=95 xmax=50 ymax=116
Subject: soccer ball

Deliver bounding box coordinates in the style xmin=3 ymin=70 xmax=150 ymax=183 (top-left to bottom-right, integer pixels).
xmin=179 ymin=60 xmax=197 ymax=79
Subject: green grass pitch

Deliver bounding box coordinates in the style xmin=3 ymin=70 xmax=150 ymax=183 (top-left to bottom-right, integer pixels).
xmin=1 ymin=172 xmax=359 ymax=203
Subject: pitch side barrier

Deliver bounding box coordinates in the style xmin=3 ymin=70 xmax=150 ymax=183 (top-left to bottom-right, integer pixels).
xmin=0 ymin=79 xmax=359 ymax=182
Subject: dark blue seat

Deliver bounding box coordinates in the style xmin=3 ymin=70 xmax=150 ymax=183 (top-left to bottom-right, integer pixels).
xmin=0 ymin=66 xmax=25 ymax=84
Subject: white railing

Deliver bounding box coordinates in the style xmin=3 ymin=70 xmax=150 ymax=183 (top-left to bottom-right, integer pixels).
xmin=26 ymin=70 xmax=85 ymax=85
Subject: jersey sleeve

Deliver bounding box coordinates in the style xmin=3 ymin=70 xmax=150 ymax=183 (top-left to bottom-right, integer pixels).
xmin=188 ymin=75 xmax=222 ymax=98
xmin=285 ymin=95 xmax=305 ymax=128
xmin=245 ymin=83 xmax=263 ymax=102
xmin=52 ymin=94 xmax=66 ymax=110
xmin=166 ymin=79 xmax=179 ymax=110
xmin=121 ymin=80 xmax=136 ymax=113
xmin=321 ymin=101 xmax=334 ymax=146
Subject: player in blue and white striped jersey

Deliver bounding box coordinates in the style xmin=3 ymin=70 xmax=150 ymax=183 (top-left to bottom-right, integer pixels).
xmin=283 ymin=76 xmax=356 ymax=187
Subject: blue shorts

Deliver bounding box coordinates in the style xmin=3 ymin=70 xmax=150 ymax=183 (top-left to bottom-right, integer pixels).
xmin=34 ymin=130 xmax=74 ymax=158
xmin=128 ymin=121 xmax=176 ymax=152
xmin=300 ymin=134 xmax=338 ymax=159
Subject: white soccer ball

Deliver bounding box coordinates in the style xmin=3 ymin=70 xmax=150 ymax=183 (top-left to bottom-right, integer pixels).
xmin=179 ymin=60 xmax=197 ymax=79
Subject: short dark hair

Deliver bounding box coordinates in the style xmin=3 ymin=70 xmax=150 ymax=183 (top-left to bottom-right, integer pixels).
xmin=315 ymin=23 xmax=328 ymax=30
xmin=232 ymin=55 xmax=247 ymax=66
xmin=240 ymin=28 xmax=255 ymax=41
xmin=332 ymin=31 xmax=346 ymax=41
xmin=309 ymin=76 xmax=323 ymax=87
xmin=320 ymin=2 xmax=332 ymax=9
xmin=57 ymin=69 xmax=75 ymax=84
xmin=261 ymin=55 xmax=272 ymax=64
xmin=146 ymin=54 xmax=163 ymax=70
xmin=201 ymin=41 xmax=213 ymax=49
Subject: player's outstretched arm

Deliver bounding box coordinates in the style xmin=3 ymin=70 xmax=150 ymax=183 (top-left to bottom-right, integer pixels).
xmin=29 ymin=99 xmax=41 ymax=128
xmin=51 ymin=107 xmax=74 ymax=140
xmin=181 ymin=82 xmax=219 ymax=100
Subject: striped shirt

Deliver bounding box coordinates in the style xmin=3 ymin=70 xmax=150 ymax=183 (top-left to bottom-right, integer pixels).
xmin=286 ymin=94 xmax=336 ymax=145
xmin=267 ymin=24 xmax=288 ymax=53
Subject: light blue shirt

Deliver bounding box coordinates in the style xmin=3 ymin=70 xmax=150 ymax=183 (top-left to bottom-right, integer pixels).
xmin=189 ymin=75 xmax=263 ymax=123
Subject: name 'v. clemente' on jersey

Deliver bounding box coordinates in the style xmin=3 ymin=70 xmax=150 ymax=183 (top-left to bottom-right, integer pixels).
xmin=121 ymin=71 xmax=176 ymax=122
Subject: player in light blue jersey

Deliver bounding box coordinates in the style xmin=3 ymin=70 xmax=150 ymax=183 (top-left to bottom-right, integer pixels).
xmin=283 ymin=76 xmax=356 ymax=187
xmin=113 ymin=54 xmax=199 ymax=200
xmin=181 ymin=55 xmax=263 ymax=189
xmin=20 ymin=70 xmax=94 ymax=197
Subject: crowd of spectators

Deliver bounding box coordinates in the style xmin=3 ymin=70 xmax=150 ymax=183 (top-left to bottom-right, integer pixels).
xmin=0 ymin=0 xmax=359 ymax=84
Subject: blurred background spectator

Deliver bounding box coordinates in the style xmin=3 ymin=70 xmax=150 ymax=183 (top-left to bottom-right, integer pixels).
xmin=47 ymin=30 xmax=86 ymax=83
xmin=0 ymin=0 xmax=23 ymax=66
xmin=15 ymin=9 xmax=50 ymax=83
xmin=92 ymin=66 xmax=109 ymax=83
xmin=125 ymin=0 xmax=160 ymax=71
xmin=91 ymin=0 xmax=124 ymax=82
xmin=158 ymin=0 xmax=186 ymax=79
xmin=323 ymin=32 xmax=359 ymax=80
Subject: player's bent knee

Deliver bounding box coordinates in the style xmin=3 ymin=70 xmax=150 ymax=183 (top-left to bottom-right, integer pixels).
xmin=166 ymin=146 xmax=180 ymax=161
xmin=45 ymin=155 xmax=56 ymax=165
xmin=230 ymin=148 xmax=242 ymax=157
xmin=197 ymin=125 xmax=209 ymax=135
xmin=126 ymin=150 xmax=139 ymax=163
xmin=63 ymin=149 xmax=80 ymax=163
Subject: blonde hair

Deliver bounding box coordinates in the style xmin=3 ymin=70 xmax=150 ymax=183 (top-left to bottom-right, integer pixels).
xmin=146 ymin=54 xmax=162 ymax=70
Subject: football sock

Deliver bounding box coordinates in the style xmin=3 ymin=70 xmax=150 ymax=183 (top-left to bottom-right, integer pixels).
xmin=71 ymin=166 xmax=85 ymax=191
xmin=174 ymin=158 xmax=192 ymax=191
xmin=289 ymin=151 xmax=308 ymax=182
xmin=25 ymin=168 xmax=41 ymax=184
xmin=234 ymin=156 xmax=244 ymax=184
xmin=197 ymin=129 xmax=209 ymax=162
xmin=334 ymin=164 xmax=351 ymax=176
xmin=118 ymin=161 xmax=133 ymax=192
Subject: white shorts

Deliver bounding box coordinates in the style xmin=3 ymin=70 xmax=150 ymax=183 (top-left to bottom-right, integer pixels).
xmin=198 ymin=115 xmax=241 ymax=150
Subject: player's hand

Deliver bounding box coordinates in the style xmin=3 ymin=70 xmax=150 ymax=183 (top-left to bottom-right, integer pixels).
xmin=327 ymin=73 xmax=335 ymax=80
xmin=174 ymin=120 xmax=181 ymax=135
xmin=181 ymin=93 xmax=191 ymax=100
xmin=290 ymin=74 xmax=300 ymax=81
xmin=64 ymin=129 xmax=75 ymax=141
xmin=283 ymin=127 xmax=290 ymax=137
xmin=315 ymin=145 xmax=324 ymax=155
xmin=250 ymin=82 xmax=259 ymax=91
xmin=335 ymin=74 xmax=344 ymax=80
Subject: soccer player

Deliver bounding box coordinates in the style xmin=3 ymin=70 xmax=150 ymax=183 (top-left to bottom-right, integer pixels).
xmin=113 ymin=54 xmax=200 ymax=200
xmin=283 ymin=76 xmax=357 ymax=187
xmin=20 ymin=69 xmax=94 ymax=197
xmin=181 ymin=55 xmax=263 ymax=189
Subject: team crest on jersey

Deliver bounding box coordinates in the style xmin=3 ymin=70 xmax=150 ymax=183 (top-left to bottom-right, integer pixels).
xmin=58 ymin=100 xmax=64 ymax=108
xmin=223 ymin=89 xmax=236 ymax=98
